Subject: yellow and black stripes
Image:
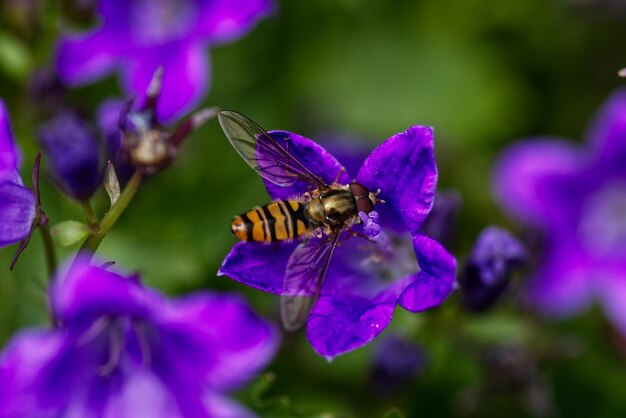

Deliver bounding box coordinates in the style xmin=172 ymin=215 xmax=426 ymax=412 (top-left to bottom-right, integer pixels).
xmin=230 ymin=200 xmax=313 ymax=242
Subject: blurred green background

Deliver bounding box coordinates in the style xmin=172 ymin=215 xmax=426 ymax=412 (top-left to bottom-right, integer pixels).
xmin=2 ymin=0 xmax=626 ymax=417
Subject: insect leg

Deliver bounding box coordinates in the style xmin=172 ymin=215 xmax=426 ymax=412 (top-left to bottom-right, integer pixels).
xmin=333 ymin=166 xmax=347 ymax=184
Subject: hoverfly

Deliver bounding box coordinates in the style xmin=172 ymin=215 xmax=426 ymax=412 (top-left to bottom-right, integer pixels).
xmin=218 ymin=111 xmax=381 ymax=331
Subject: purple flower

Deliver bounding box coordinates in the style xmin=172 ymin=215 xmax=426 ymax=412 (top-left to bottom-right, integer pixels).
xmin=219 ymin=126 xmax=456 ymax=358
xmin=459 ymin=226 xmax=526 ymax=312
xmin=56 ymin=0 xmax=275 ymax=121
xmin=0 ymin=254 xmax=278 ymax=418
xmin=37 ymin=111 xmax=103 ymax=201
xmin=493 ymin=88 xmax=626 ymax=333
xmin=0 ymin=99 xmax=36 ymax=249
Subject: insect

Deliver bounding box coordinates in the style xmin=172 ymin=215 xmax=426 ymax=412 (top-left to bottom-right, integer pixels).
xmin=218 ymin=111 xmax=381 ymax=331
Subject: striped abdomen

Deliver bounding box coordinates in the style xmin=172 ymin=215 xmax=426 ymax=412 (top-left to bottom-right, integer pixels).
xmin=231 ymin=201 xmax=313 ymax=242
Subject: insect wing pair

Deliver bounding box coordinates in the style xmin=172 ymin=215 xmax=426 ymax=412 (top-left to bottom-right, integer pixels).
xmin=218 ymin=111 xmax=342 ymax=331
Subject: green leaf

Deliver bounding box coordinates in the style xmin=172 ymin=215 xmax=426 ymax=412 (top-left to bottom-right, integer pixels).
xmin=0 ymin=31 xmax=32 ymax=80
xmin=51 ymin=221 xmax=90 ymax=247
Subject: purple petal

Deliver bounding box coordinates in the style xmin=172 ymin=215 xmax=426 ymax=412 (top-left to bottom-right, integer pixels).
xmin=153 ymin=293 xmax=278 ymax=391
xmin=357 ymin=126 xmax=438 ymax=235
xmin=316 ymin=133 xmax=370 ymax=180
xmin=468 ymin=226 xmax=526 ymax=286
xmin=527 ymin=244 xmax=592 ymax=317
xmin=97 ymin=98 xmax=125 ymax=158
xmin=586 ymin=88 xmax=626 ymax=171
xmin=120 ymin=42 xmax=209 ymax=122
xmin=0 ymin=181 xmax=36 ymax=247
xmin=398 ymin=235 xmax=456 ymax=312
xmin=51 ymin=254 xmax=159 ymax=324
xmin=306 ymin=291 xmax=397 ymax=359
xmin=218 ymin=241 xmax=297 ymax=294
xmin=205 ymin=393 xmax=256 ymax=418
xmin=196 ymin=0 xmax=276 ymax=44
xmin=304 ymin=238 xmax=412 ymax=358
xmin=37 ymin=112 xmax=103 ymax=200
xmin=598 ymin=274 xmax=626 ymax=337
xmin=263 ymin=131 xmax=350 ymax=200
xmin=492 ymin=138 xmax=584 ymax=227
xmin=97 ymin=368 xmax=186 ymax=418
xmin=0 ymin=330 xmax=66 ymax=417
xmin=0 ymin=99 xmax=20 ymax=177
xmin=56 ymin=29 xmax=123 ymax=86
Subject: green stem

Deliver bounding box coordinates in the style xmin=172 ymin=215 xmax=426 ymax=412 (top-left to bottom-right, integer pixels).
xmin=39 ymin=222 xmax=57 ymax=277
xmin=81 ymin=200 xmax=98 ymax=227
xmin=80 ymin=170 xmax=144 ymax=255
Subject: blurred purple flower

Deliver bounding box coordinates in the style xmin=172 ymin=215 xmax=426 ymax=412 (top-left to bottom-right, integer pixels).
xmin=220 ymin=126 xmax=456 ymax=358
xmin=0 ymin=99 xmax=36 ymax=249
xmin=371 ymin=334 xmax=427 ymax=394
xmin=37 ymin=111 xmax=103 ymax=200
xmin=459 ymin=226 xmax=526 ymax=312
xmin=493 ymin=88 xmax=626 ymax=333
xmin=55 ymin=0 xmax=275 ymax=121
xmin=0 ymin=253 xmax=278 ymax=418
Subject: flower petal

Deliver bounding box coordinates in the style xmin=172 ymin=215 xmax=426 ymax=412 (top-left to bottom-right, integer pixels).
xmin=196 ymin=0 xmax=276 ymax=44
xmin=218 ymin=241 xmax=297 ymax=295
xmin=586 ymin=88 xmax=626 ymax=171
xmin=492 ymin=138 xmax=584 ymax=227
xmin=205 ymin=393 xmax=256 ymax=418
xmin=398 ymin=235 xmax=456 ymax=312
xmin=0 ymin=99 xmax=20 ymax=177
xmin=120 ymin=42 xmax=210 ymax=122
xmin=97 ymin=98 xmax=125 ymax=158
xmin=98 ymin=368 xmax=186 ymax=418
xmin=598 ymin=274 xmax=626 ymax=338
xmin=51 ymin=254 xmax=158 ymax=324
xmin=0 ymin=181 xmax=36 ymax=247
xmin=0 ymin=330 xmax=67 ymax=417
xmin=153 ymin=293 xmax=278 ymax=391
xmin=357 ymin=126 xmax=437 ymax=235
xmin=37 ymin=112 xmax=103 ymax=200
xmin=262 ymin=131 xmax=351 ymax=200
xmin=303 ymin=238 xmax=412 ymax=359
xmin=306 ymin=291 xmax=397 ymax=359
xmin=56 ymin=29 xmax=123 ymax=86
xmin=526 ymin=244 xmax=592 ymax=317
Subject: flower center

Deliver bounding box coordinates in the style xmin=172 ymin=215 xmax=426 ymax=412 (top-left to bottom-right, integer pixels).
xmin=77 ymin=316 xmax=153 ymax=377
xmin=578 ymin=184 xmax=626 ymax=258
xmin=360 ymin=231 xmax=419 ymax=283
xmin=130 ymin=0 xmax=198 ymax=46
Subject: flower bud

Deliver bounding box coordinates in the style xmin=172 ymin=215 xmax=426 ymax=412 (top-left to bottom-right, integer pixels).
xmin=109 ymin=69 xmax=217 ymax=174
xmin=37 ymin=111 xmax=102 ymax=200
xmin=459 ymin=226 xmax=526 ymax=312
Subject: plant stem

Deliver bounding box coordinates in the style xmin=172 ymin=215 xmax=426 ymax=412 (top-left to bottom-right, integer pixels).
xmin=80 ymin=170 xmax=144 ymax=255
xmin=81 ymin=200 xmax=98 ymax=227
xmin=39 ymin=222 xmax=57 ymax=277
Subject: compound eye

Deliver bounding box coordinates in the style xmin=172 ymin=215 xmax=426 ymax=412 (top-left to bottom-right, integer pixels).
xmin=350 ymin=182 xmax=374 ymax=214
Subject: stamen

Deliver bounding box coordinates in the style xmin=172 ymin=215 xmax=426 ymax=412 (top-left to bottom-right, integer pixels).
xmin=77 ymin=316 xmax=112 ymax=346
xmin=132 ymin=320 xmax=152 ymax=367
xmin=98 ymin=321 xmax=125 ymax=376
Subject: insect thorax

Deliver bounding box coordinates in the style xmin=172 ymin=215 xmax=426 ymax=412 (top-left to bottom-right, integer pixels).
xmin=307 ymin=187 xmax=358 ymax=227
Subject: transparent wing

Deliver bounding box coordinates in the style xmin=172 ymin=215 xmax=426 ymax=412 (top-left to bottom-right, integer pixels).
xmin=218 ymin=110 xmax=326 ymax=188
xmin=280 ymin=233 xmax=340 ymax=332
